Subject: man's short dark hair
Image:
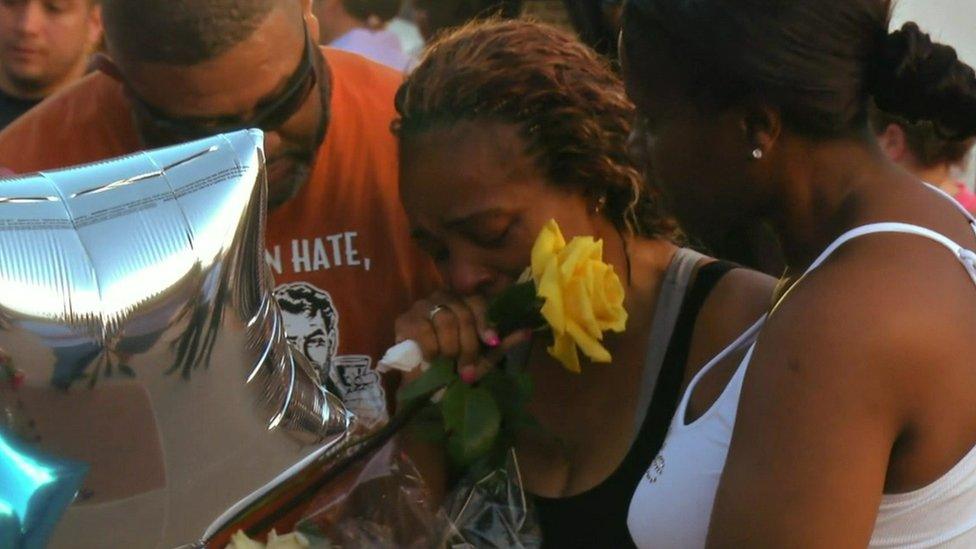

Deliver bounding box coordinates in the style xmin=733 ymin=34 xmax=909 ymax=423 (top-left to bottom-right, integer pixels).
xmin=275 ymin=283 xmax=338 ymax=330
xmin=102 ymin=0 xmax=286 ymax=65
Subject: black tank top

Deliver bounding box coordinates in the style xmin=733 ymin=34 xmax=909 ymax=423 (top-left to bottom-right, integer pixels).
xmin=534 ymin=260 xmax=737 ymax=548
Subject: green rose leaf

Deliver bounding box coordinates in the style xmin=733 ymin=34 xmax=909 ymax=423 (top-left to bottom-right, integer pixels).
xmin=396 ymin=358 xmax=456 ymax=405
xmin=442 ymin=382 xmax=502 ymax=468
xmin=407 ymin=404 xmax=447 ymax=444
xmin=478 ymin=370 xmax=520 ymax=423
xmin=440 ymin=380 xmax=469 ymax=432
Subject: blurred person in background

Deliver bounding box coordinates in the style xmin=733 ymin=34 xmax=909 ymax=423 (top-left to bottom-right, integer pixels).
xmin=315 ymin=0 xmax=414 ymax=72
xmin=873 ymin=106 xmax=976 ymax=213
xmin=387 ymin=2 xmax=424 ymax=60
xmin=412 ymin=0 xmax=522 ymax=41
xmin=0 ymin=0 xmax=102 ymax=129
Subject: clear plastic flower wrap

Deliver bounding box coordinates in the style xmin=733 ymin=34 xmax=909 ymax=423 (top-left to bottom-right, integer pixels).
xmin=292 ymin=443 xmax=540 ymax=548
xmin=441 ymin=448 xmax=542 ymax=549
xmin=294 ymin=441 xmax=442 ymax=548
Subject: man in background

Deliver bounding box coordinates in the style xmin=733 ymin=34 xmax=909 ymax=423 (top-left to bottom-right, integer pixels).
xmin=0 ymin=0 xmax=101 ymax=129
xmin=315 ymin=0 xmax=413 ymax=71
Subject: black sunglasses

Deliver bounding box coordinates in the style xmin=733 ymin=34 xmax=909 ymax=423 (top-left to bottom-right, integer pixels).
xmin=130 ymin=26 xmax=317 ymax=142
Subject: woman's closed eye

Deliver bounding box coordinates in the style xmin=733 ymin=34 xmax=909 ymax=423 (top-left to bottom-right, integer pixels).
xmin=454 ymin=211 xmax=518 ymax=249
xmin=466 ymin=220 xmax=515 ymax=248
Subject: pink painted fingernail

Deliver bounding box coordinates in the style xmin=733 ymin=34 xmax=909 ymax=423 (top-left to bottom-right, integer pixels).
xmin=485 ymin=331 xmax=500 ymax=347
xmin=460 ymin=366 xmax=478 ymax=384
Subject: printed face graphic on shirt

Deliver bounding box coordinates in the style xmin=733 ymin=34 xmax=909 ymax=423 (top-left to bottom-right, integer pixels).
xmin=272 ymin=281 xmax=389 ymax=430
xmin=274 ymin=282 xmax=339 ymax=384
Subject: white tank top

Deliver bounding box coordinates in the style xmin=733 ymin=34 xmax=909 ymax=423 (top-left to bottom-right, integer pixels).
xmin=628 ymin=187 xmax=976 ymax=548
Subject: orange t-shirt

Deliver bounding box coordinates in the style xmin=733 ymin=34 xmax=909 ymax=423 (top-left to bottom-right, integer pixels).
xmin=0 ymin=49 xmax=438 ymax=428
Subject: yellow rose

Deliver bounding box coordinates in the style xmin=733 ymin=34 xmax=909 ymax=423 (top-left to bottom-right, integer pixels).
xmin=530 ymin=220 xmax=627 ymax=373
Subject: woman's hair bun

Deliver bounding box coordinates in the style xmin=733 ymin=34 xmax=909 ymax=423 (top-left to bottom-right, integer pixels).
xmin=869 ymin=22 xmax=976 ymax=139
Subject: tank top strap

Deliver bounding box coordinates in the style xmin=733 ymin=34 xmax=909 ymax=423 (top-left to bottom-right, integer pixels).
xmin=671 ymin=183 xmax=976 ymax=434
xmin=674 ymin=314 xmax=766 ymax=424
xmin=803 ymin=222 xmax=976 ymax=286
xmin=634 ymin=247 xmax=710 ymax=429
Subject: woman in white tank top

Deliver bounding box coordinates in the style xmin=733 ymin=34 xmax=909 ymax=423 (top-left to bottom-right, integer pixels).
xmin=620 ymin=0 xmax=976 ymax=546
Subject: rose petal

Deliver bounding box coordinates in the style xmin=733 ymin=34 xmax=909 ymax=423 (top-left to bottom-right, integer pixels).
xmin=531 ymin=219 xmax=565 ymax=283
xmin=588 ymin=261 xmax=611 ymax=320
xmin=558 ymin=236 xmax=601 ymax=280
xmin=597 ymin=264 xmax=628 ymax=332
xmin=548 ymin=332 xmax=581 ymax=373
xmin=567 ymin=320 xmax=612 ymax=363
xmin=565 ymin=273 xmax=601 ymax=340
xmin=538 ymin=256 xmax=566 ymax=334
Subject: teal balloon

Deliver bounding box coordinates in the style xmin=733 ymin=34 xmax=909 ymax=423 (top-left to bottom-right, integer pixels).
xmin=0 ymin=428 xmax=88 ymax=549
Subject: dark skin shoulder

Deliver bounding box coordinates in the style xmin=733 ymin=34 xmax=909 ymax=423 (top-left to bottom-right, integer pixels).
xmin=706 ymin=231 xmax=976 ymax=547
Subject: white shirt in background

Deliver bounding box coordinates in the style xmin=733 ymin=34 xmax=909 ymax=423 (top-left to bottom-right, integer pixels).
xmin=330 ymin=28 xmax=415 ymax=73
xmin=387 ymin=17 xmax=425 ymax=60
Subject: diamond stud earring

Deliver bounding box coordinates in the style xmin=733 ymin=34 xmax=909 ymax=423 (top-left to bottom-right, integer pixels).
xmin=751 ymin=148 xmax=764 ymax=160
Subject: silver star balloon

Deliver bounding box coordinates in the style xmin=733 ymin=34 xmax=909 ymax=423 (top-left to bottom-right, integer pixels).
xmin=0 ymin=130 xmax=350 ymax=548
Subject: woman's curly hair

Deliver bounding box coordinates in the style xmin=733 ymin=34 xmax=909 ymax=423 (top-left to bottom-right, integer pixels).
xmin=393 ymin=19 xmax=676 ymax=239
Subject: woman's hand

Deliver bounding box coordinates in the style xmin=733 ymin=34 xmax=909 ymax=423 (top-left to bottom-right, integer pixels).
xmin=394 ymin=290 xmax=532 ymax=383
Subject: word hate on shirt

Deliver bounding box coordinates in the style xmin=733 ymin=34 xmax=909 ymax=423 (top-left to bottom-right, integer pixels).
xmin=266 ymin=232 xmax=372 ymax=275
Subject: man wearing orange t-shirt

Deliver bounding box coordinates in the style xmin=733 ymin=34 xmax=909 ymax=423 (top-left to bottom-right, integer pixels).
xmin=0 ymin=0 xmax=437 ymax=429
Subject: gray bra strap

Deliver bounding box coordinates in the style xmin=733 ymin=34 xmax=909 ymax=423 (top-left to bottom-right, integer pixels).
xmin=632 ymin=247 xmax=709 ymax=435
